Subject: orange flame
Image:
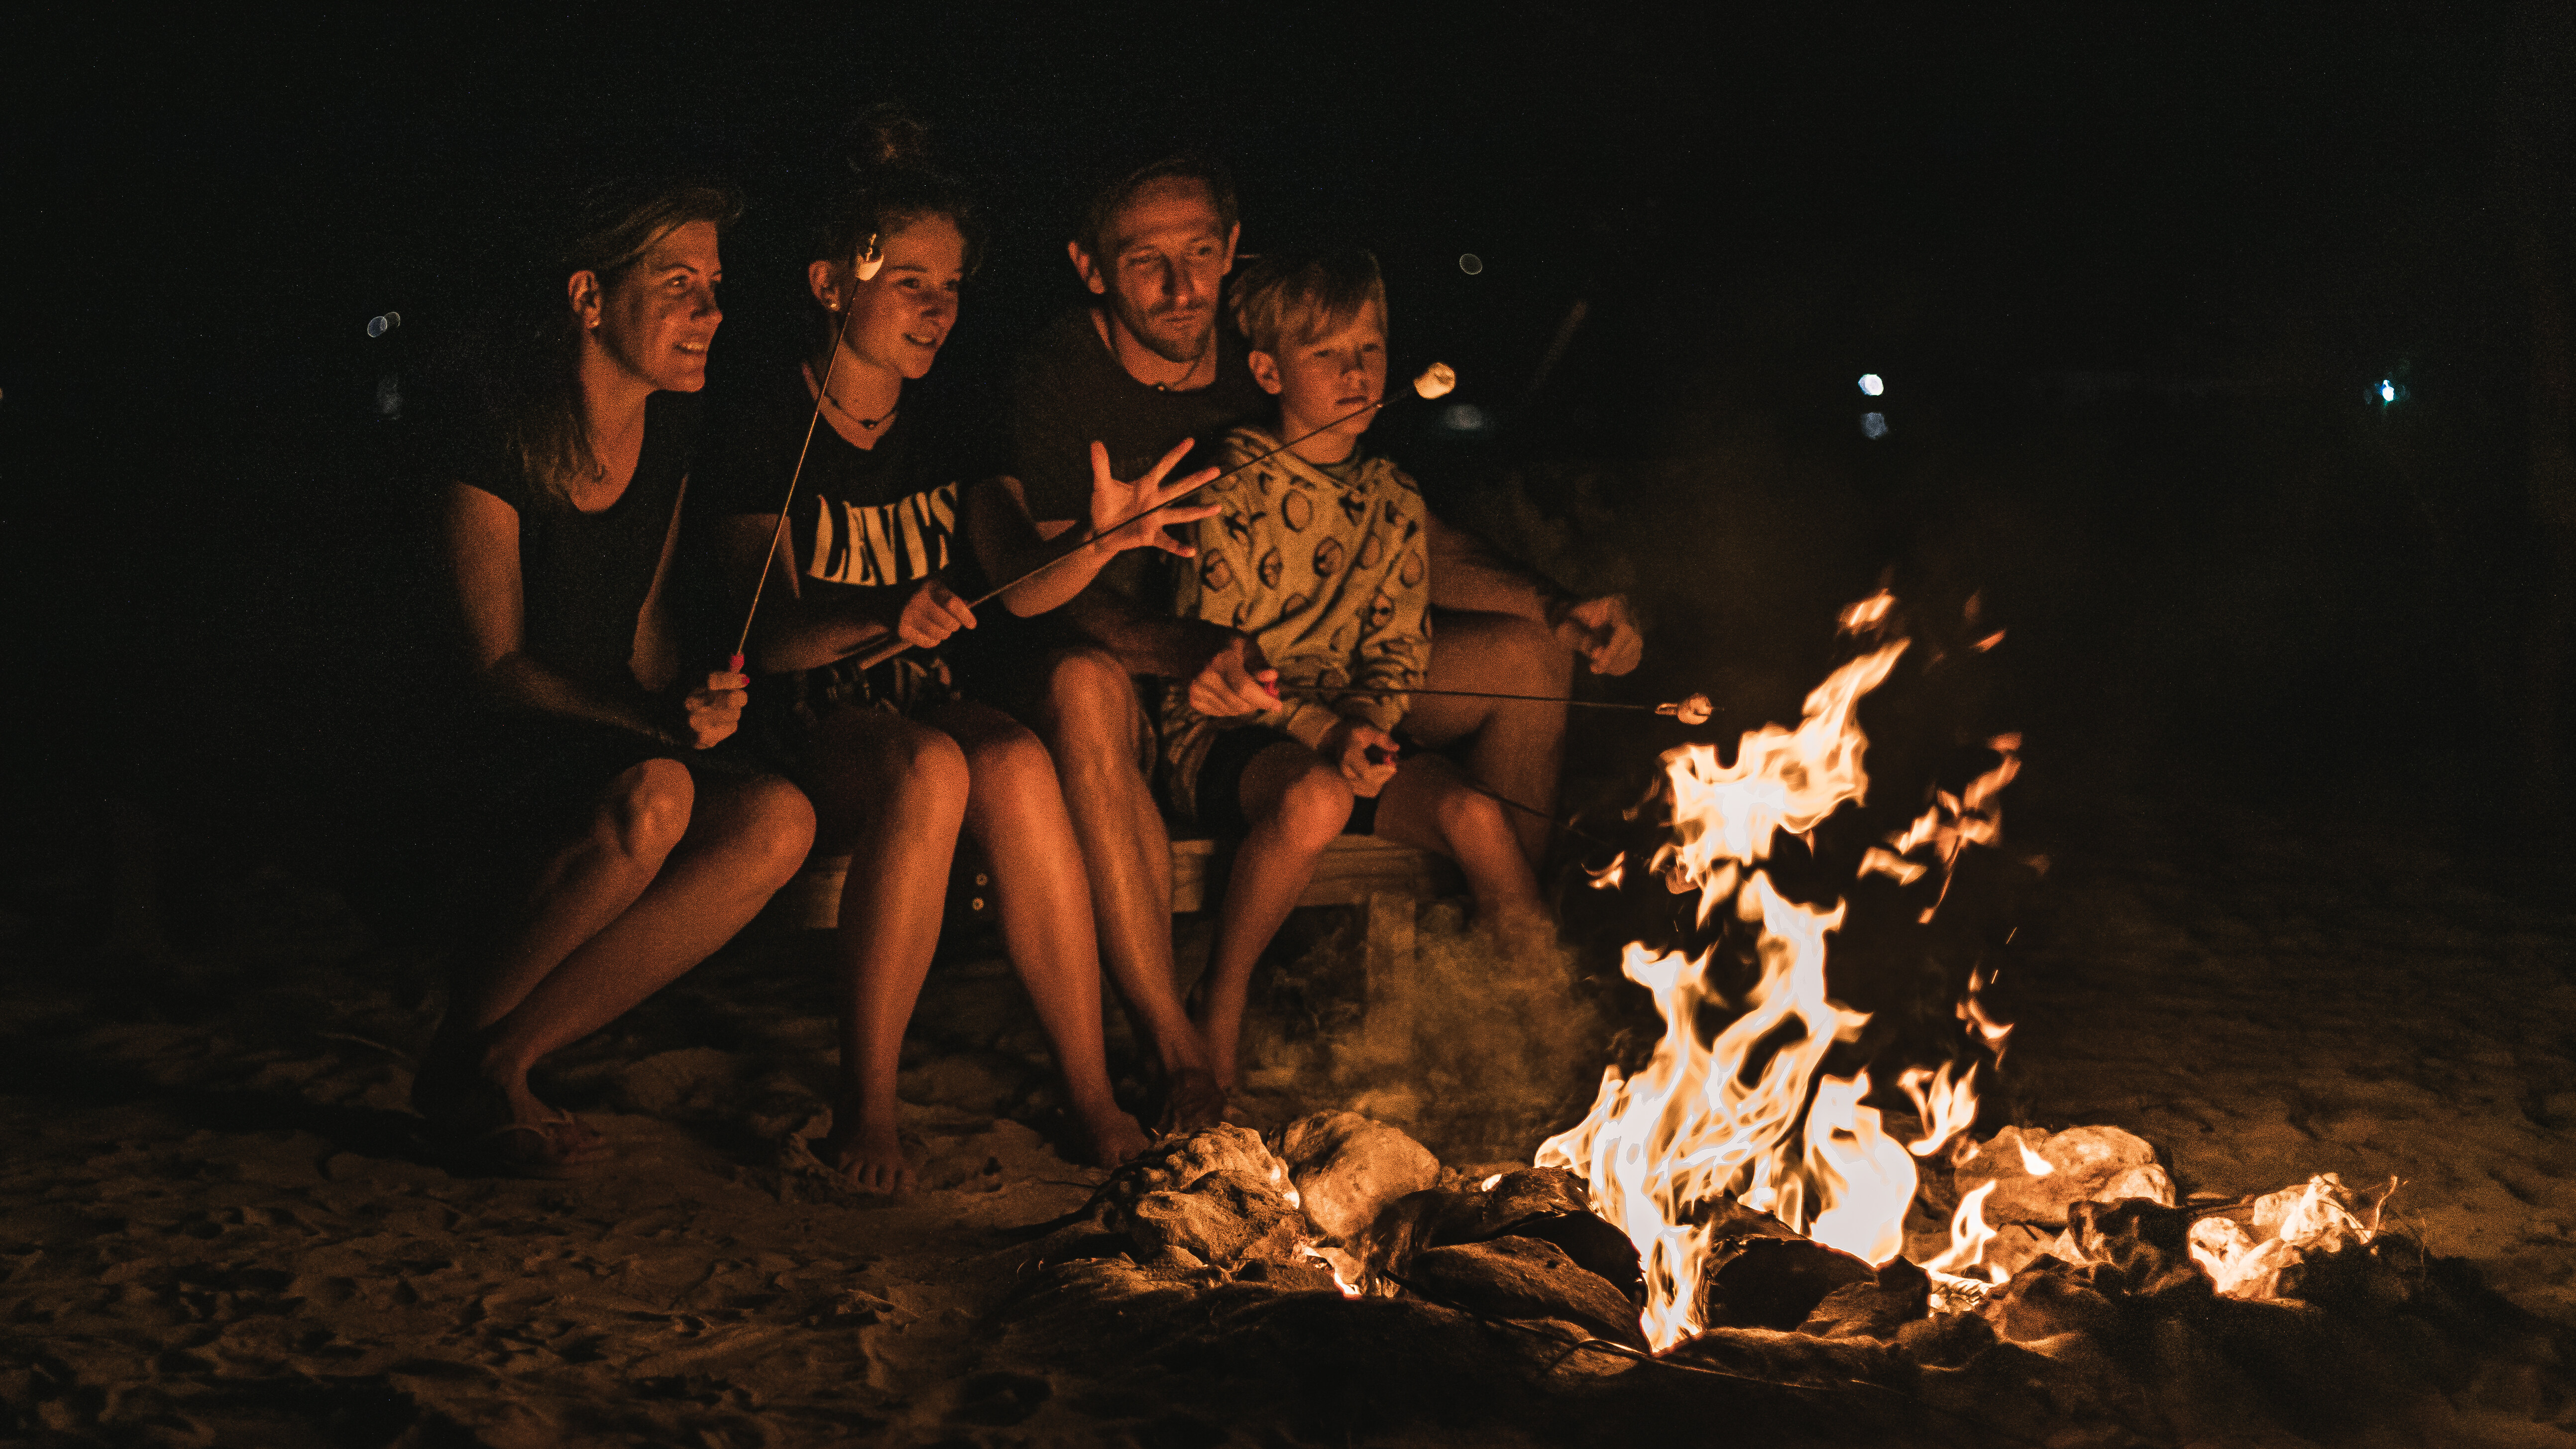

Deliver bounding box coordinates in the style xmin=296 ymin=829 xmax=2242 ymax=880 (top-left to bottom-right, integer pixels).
xmin=1535 ymin=597 xmax=2032 ymax=1347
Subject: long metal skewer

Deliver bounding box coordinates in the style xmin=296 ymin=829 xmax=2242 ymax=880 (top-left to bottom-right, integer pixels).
xmin=729 ymin=234 xmax=882 ymax=673
xmin=1275 ymin=683 xmax=1680 ymax=713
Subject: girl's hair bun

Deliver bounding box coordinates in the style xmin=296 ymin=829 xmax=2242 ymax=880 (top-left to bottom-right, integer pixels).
xmin=844 ymin=103 xmax=930 ymax=176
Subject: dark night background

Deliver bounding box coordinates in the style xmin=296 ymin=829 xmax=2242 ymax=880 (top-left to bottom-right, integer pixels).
xmin=6 ymin=1 xmax=2573 ymax=907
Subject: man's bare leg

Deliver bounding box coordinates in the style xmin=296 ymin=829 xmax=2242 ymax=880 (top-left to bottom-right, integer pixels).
xmin=1401 ymin=611 xmax=1574 ymax=868
xmin=1028 ymin=647 xmax=1223 ymax=1130
xmin=1374 ymin=752 xmax=1545 ymax=933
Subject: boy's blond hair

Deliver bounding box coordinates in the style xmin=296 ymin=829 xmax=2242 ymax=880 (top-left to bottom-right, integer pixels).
xmin=1229 ymin=247 xmax=1386 ymax=356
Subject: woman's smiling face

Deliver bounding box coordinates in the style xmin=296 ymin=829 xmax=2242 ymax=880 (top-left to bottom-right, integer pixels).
xmin=824 ymin=214 xmax=965 ymax=382
xmin=587 ymin=219 xmax=724 ymax=392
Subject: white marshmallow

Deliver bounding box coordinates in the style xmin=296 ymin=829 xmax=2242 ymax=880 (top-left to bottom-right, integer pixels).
xmin=1413 ymin=362 xmax=1457 ymax=400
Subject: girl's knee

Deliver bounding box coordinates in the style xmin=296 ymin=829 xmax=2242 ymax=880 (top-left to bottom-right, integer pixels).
xmin=600 ymin=758 xmax=695 ymax=863
xmin=744 ymin=778 xmax=818 ymax=879
xmin=967 ymin=725 xmax=1060 ymax=799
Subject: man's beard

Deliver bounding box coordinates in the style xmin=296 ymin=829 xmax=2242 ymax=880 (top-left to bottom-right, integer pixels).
xmin=1111 ymin=293 xmax=1214 ymax=367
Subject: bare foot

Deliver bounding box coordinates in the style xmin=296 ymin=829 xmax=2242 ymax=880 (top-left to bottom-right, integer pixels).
xmin=1155 ymin=1067 xmax=1228 ymax=1137
xmin=1075 ymin=1101 xmax=1152 ymax=1168
xmin=824 ymin=1101 xmax=916 ymax=1196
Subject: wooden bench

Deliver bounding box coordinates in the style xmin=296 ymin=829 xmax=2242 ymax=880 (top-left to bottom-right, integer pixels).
xmin=774 ymin=834 xmax=1464 ymax=989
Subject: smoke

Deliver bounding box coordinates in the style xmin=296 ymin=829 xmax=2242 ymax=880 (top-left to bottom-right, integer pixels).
xmin=1247 ymin=904 xmax=1612 ymax=1166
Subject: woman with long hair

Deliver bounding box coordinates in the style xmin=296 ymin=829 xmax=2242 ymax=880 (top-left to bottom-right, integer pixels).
xmin=706 ymin=115 xmax=1209 ymax=1190
xmin=418 ymin=177 xmax=816 ymax=1176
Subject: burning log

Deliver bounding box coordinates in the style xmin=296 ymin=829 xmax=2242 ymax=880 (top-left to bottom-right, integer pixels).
xmin=1695 ymin=1231 xmax=1877 ymax=1332
xmin=1361 ymin=1168 xmax=1644 ymax=1308
xmin=1272 ymin=1111 xmax=1439 ymax=1243
xmin=1795 ymin=1255 xmax=1933 ymax=1341
xmin=1401 ymin=1236 xmax=1651 ymax=1349
xmin=1948 ymin=1123 xmax=2174 ymax=1228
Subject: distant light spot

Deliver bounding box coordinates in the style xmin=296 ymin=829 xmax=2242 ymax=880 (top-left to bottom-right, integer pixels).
xmin=1860 ymin=411 xmax=1889 ymax=439
xmin=1457 ymin=253 xmax=1483 ymax=275
xmin=366 ymin=311 xmax=402 ymax=338
xmin=2377 ymin=379 xmax=2398 ymax=404
xmin=1858 ymin=373 xmax=1885 ymax=397
xmin=376 ymin=373 xmax=404 ymax=420
xmin=1439 ymin=402 xmax=1494 ymax=436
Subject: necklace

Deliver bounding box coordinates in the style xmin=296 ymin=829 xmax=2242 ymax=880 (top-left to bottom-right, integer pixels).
xmin=807 ymin=360 xmax=897 ymax=432
xmin=1150 ymin=346 xmax=1214 ymax=393
xmin=821 ymin=387 xmax=897 ymax=432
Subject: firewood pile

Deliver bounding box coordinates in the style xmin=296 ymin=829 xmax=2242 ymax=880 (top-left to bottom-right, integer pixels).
xmin=1005 ymin=1116 xmax=2576 ymax=1446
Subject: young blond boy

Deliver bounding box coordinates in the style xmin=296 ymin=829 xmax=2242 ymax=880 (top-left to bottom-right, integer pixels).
xmin=1163 ymin=248 xmax=1544 ymax=1090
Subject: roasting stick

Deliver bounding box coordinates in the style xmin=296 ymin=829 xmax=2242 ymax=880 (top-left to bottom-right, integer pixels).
xmin=840 ymin=362 xmax=1461 ymax=672
xmin=1276 ymin=683 xmax=1715 ymax=724
xmin=727 ymin=234 xmax=888 ymax=673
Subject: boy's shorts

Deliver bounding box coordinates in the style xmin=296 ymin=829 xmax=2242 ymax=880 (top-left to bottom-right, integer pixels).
xmin=1167 ymin=722 xmax=1380 ymax=839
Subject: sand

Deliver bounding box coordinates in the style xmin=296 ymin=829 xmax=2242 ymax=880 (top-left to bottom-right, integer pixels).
xmin=2 ymin=791 xmax=2573 ymax=1446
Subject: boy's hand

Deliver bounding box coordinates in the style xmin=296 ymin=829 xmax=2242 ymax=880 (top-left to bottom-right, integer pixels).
xmin=1089 ymin=439 xmax=1222 ymax=557
xmin=1187 ymin=634 xmax=1280 ymax=719
xmin=678 ymin=669 xmax=749 ymax=750
xmin=1321 ymin=719 xmax=1400 ymax=798
xmin=895 ymin=579 xmax=977 ymax=649
xmin=1552 ymin=594 xmax=1644 ymax=676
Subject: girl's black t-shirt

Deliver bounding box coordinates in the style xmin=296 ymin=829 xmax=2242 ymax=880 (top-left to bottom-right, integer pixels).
xmin=454 ymin=389 xmax=700 ymax=697
xmin=695 ymin=347 xmax=1000 ymax=703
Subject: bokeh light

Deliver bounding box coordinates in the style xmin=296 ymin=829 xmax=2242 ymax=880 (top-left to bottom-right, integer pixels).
xmin=1858 ymin=373 xmax=1885 ymax=397
xmin=1860 ymin=411 xmax=1889 ymax=439
xmin=1458 ymin=253 xmax=1483 ymax=275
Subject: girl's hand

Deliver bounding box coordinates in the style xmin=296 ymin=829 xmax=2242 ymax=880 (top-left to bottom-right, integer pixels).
xmin=679 ymin=669 xmax=749 ymax=750
xmin=896 ymin=579 xmax=977 ymax=649
xmin=1088 ymin=439 xmax=1221 ymax=557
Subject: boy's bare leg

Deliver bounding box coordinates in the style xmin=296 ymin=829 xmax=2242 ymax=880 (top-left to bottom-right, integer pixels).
xmin=1374 ymin=752 xmax=1546 ymax=933
xmin=810 ymin=708 xmax=970 ymax=1195
xmin=929 ymin=699 xmax=1151 ymax=1168
xmin=1400 ymin=611 xmax=1574 ymax=868
xmin=1029 ymin=648 xmax=1223 ymax=1130
xmin=425 ymin=766 xmax=816 ymax=1156
xmin=1195 ymin=742 xmax=1353 ymax=1092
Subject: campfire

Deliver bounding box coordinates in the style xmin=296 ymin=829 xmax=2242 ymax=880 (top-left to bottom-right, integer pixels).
xmin=1021 ymin=594 xmax=2532 ymax=1444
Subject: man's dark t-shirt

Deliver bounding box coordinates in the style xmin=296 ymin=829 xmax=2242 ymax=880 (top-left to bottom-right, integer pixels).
xmin=454 ymin=389 xmax=699 ymax=697
xmin=1009 ymin=305 xmax=1268 ymax=531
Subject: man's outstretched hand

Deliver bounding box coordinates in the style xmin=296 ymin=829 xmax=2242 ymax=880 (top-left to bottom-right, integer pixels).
xmin=1553 ymin=594 xmax=1644 ymax=676
xmin=1089 ymin=439 xmax=1221 ymax=558
xmin=1186 ymin=632 xmax=1280 ymax=719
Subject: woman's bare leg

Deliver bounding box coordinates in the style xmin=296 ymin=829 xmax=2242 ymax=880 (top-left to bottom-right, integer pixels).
xmin=422 ymin=764 xmax=816 ymax=1151
xmin=807 ymin=708 xmax=969 ymax=1194
xmin=930 ymin=699 xmax=1149 ymax=1167
xmin=1195 ymin=743 xmax=1352 ymax=1091
xmin=1373 ymin=753 xmax=1546 ymax=932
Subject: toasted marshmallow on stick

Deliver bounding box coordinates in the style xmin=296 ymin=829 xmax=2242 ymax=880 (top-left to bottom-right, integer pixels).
xmin=1413 ymin=362 xmax=1457 ymax=400
xmin=855 ymin=233 xmax=885 ymax=282
xmin=1657 ymin=693 xmax=1713 ymax=726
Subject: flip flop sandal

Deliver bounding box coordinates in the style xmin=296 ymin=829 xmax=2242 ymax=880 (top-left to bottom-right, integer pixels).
xmin=433 ymin=1120 xmax=596 ymax=1181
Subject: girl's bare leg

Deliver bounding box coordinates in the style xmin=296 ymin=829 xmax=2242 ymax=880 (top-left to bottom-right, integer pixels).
xmin=1195 ymin=743 xmax=1352 ymax=1091
xmin=1373 ymin=753 xmax=1546 ymax=932
xmin=930 ymin=699 xmax=1149 ymax=1167
xmin=421 ymin=763 xmax=817 ymax=1151
xmin=807 ymin=707 xmax=970 ymax=1195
